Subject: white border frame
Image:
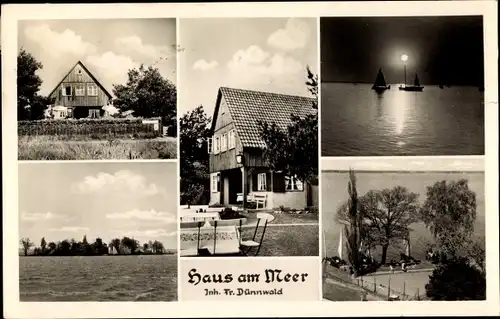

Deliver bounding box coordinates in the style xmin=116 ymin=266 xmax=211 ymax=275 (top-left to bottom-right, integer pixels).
xmin=2 ymin=1 xmax=499 ymax=318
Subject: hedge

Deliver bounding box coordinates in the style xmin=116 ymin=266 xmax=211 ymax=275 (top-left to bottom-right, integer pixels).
xmin=18 ymin=118 xmax=163 ymax=139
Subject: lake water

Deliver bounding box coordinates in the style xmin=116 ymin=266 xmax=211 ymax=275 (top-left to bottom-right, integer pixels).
xmin=19 ymin=255 xmax=177 ymax=301
xmin=321 ymin=83 xmax=484 ymax=156
xmin=321 ymin=171 xmax=485 ymax=261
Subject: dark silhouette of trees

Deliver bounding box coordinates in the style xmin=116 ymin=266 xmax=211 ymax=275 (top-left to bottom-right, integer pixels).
xmin=40 ymin=237 xmax=47 ymax=254
xmin=425 ymin=257 xmax=486 ymax=300
xmin=20 ymin=238 xmax=34 ymax=256
xmin=19 ymin=236 xmax=170 ymax=256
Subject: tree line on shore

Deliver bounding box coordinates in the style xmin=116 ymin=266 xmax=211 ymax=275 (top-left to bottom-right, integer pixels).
xmin=19 ymin=235 xmax=173 ymax=256
xmin=337 ymin=169 xmax=485 ymax=300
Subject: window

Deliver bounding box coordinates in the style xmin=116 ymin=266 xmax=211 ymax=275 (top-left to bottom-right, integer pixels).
xmin=221 ymin=133 xmax=227 ymax=151
xmin=257 ymin=173 xmax=267 ymax=191
xmin=63 ymin=86 xmax=72 ymax=96
xmin=75 ymin=85 xmax=85 ymax=96
xmin=89 ymin=109 xmax=100 ymax=118
xmin=228 ymin=130 xmax=236 ymax=149
xmin=285 ymin=175 xmax=304 ymax=191
xmin=214 ymin=136 xmax=220 ymax=154
xmin=76 ymin=68 xmax=83 ymax=80
xmin=212 ymin=174 xmax=220 ymax=192
xmin=87 ymin=84 xmax=98 ymax=96
xmin=207 ymin=137 xmax=213 ymax=154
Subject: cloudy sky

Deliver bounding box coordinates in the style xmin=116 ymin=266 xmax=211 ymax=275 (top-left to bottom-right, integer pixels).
xmin=178 ymin=18 xmax=318 ymax=118
xmin=18 ymin=19 xmax=177 ymax=96
xmin=322 ymin=156 xmax=484 ymax=172
xmin=19 ymin=162 xmax=177 ymax=249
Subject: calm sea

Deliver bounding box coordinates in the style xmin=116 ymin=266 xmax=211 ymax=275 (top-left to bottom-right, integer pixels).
xmin=321 ymin=83 xmax=484 ymax=156
xmin=321 ymin=171 xmax=485 ymax=261
xmin=19 ymin=255 xmax=177 ymax=301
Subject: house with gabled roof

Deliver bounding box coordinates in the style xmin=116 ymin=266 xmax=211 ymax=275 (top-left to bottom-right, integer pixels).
xmin=208 ymin=87 xmax=318 ymax=210
xmin=48 ymin=61 xmax=113 ymax=119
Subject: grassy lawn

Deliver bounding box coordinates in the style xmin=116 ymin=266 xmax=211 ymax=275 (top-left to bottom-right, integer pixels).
xmin=18 ymin=136 xmax=177 ymax=160
xmin=241 ymin=211 xmax=319 ymax=225
xmin=240 ymin=224 xmax=318 ymax=256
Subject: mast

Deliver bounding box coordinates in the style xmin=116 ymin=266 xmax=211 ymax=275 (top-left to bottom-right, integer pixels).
xmin=404 ymin=64 xmax=407 ymax=87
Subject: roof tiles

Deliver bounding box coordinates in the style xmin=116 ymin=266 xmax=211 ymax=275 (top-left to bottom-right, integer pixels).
xmin=219 ymin=87 xmax=317 ymax=148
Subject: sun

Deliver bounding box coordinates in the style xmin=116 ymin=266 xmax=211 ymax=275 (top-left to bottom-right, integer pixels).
xmin=401 ymin=54 xmax=409 ymax=62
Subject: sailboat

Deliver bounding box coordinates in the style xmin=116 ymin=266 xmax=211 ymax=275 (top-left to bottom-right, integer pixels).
xmin=400 ymin=73 xmax=424 ymax=92
xmin=371 ymin=68 xmax=391 ymax=93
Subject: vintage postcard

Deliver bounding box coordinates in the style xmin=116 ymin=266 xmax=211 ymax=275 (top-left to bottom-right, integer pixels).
xmin=2 ymin=1 xmax=499 ymax=318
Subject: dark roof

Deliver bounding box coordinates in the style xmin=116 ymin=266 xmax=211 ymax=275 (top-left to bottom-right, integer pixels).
xmin=48 ymin=61 xmax=113 ymax=99
xmin=212 ymin=87 xmax=317 ymax=148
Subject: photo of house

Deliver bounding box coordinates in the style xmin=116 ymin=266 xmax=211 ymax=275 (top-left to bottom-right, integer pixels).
xmin=179 ymin=18 xmax=319 ymax=257
xmin=16 ymin=19 xmax=178 ymax=160
xmin=208 ymin=87 xmax=318 ymax=210
xmin=47 ymin=61 xmax=113 ymax=119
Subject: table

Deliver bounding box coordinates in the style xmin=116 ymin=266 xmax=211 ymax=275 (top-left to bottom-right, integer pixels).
xmin=180 ymin=223 xmax=241 ymax=256
xmin=180 ymin=212 xmax=220 ymax=222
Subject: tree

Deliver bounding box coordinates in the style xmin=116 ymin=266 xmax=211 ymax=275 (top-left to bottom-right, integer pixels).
xmin=40 ymin=237 xmax=47 ymax=254
xmin=360 ymin=186 xmax=419 ymax=264
xmin=152 ymin=240 xmax=165 ymax=254
xmin=420 ymin=179 xmax=477 ymax=257
xmin=20 ymin=238 xmax=34 ymax=256
xmin=121 ymin=237 xmax=139 ymax=254
xmin=48 ymin=242 xmax=57 ymax=254
xmin=143 ymin=243 xmax=149 ymax=251
xmin=112 ymin=65 xmax=177 ymax=136
xmin=425 ymin=257 xmax=486 ymax=300
xmin=111 ymin=238 xmax=121 ymax=254
xmin=305 ymin=65 xmax=318 ymax=109
xmin=179 ymin=105 xmax=212 ymax=205
xmin=339 ymin=170 xmax=363 ymax=277
xmin=257 ymin=68 xmax=318 ymax=184
xmin=17 ymin=49 xmax=52 ymax=120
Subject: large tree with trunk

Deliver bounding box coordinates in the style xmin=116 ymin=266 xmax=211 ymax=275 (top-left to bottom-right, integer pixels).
xmin=336 ymin=185 xmax=420 ymax=265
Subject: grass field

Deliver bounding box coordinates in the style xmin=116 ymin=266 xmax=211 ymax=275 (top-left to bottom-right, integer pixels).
xmin=239 ymin=211 xmax=319 ymax=256
xmin=18 ymin=136 xmax=177 ymax=160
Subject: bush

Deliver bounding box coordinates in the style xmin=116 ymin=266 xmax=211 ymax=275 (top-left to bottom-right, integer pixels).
xmin=244 ymin=202 xmax=257 ymax=209
xmin=208 ymin=203 xmax=224 ymax=208
xmin=425 ymin=257 xmax=486 ymax=300
xmin=219 ymin=208 xmax=246 ymax=220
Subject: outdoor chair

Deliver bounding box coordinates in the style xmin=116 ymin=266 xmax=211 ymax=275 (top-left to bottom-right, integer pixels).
xmin=239 ymin=213 xmax=272 ymax=256
xmin=200 ymin=219 xmax=242 ymax=256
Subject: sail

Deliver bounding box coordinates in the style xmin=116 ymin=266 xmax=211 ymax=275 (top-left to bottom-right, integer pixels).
xmin=404 ymin=239 xmax=410 ymax=256
xmin=338 ymin=231 xmax=343 ymax=258
xmin=414 ymin=74 xmax=420 ymax=87
xmin=373 ymin=68 xmax=387 ymax=87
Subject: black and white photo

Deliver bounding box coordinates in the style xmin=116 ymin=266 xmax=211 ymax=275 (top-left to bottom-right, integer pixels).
xmin=18 ymin=162 xmax=178 ymax=301
xmin=321 ymin=16 xmax=485 ymax=156
xmin=178 ymin=18 xmax=319 ymax=257
xmin=321 ymin=158 xmax=485 ymax=301
xmin=17 ymin=19 xmax=178 ymax=160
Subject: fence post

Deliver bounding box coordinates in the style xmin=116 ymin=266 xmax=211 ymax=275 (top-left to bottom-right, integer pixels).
xmin=417 ymin=288 xmax=420 ymax=301
xmin=361 ymin=277 xmax=363 ymax=288
xmin=374 ymin=275 xmax=376 ymax=293
xmin=403 ymin=280 xmax=406 ymax=296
